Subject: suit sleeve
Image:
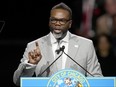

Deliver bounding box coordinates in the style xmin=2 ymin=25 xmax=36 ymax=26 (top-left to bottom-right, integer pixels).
xmin=87 ymin=41 xmax=103 ymax=77
xmin=13 ymin=43 xmax=37 ymax=86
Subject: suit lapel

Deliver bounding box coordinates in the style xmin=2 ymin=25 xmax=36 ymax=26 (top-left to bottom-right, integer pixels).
xmin=65 ymin=34 xmax=79 ymax=68
xmin=43 ymin=34 xmax=58 ymax=75
xmin=42 ymin=33 xmax=79 ymax=75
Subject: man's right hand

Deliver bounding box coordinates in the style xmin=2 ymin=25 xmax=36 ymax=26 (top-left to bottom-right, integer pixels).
xmin=28 ymin=42 xmax=42 ymax=64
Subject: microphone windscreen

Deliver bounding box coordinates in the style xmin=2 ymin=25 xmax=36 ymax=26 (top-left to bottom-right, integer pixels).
xmin=55 ymin=49 xmax=60 ymax=54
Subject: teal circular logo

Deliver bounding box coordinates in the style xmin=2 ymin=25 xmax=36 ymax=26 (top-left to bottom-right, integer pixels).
xmin=47 ymin=69 xmax=90 ymax=87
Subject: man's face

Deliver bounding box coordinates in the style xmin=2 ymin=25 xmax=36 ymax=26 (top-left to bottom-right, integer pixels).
xmin=49 ymin=9 xmax=72 ymax=35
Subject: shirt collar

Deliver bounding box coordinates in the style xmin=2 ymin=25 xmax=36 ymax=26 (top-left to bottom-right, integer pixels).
xmin=50 ymin=32 xmax=57 ymax=44
xmin=50 ymin=31 xmax=69 ymax=44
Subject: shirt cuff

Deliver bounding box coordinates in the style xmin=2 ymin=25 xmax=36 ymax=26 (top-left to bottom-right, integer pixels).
xmin=24 ymin=60 xmax=37 ymax=69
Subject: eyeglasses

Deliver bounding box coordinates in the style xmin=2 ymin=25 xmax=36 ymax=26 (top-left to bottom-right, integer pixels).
xmin=50 ymin=18 xmax=71 ymax=25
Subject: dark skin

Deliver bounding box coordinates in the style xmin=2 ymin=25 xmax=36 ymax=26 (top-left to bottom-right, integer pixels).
xmin=28 ymin=8 xmax=72 ymax=64
xmin=49 ymin=9 xmax=72 ymax=39
xmin=28 ymin=42 xmax=42 ymax=64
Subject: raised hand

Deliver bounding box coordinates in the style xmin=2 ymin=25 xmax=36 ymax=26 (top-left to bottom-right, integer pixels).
xmin=28 ymin=42 xmax=42 ymax=64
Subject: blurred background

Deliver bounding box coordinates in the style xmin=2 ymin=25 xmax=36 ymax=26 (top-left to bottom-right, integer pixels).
xmin=0 ymin=0 xmax=116 ymax=87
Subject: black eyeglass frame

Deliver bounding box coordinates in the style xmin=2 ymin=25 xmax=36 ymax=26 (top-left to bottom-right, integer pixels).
xmin=49 ymin=17 xmax=71 ymax=25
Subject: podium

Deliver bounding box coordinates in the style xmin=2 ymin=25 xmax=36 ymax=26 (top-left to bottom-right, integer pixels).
xmin=21 ymin=69 xmax=116 ymax=87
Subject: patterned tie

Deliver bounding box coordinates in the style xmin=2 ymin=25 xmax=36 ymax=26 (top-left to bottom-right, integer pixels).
xmin=55 ymin=42 xmax=62 ymax=71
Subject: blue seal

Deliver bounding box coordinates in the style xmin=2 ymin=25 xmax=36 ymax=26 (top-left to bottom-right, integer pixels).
xmin=47 ymin=69 xmax=90 ymax=87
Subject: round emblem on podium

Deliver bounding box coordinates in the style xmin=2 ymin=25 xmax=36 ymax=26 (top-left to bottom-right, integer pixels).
xmin=47 ymin=69 xmax=90 ymax=87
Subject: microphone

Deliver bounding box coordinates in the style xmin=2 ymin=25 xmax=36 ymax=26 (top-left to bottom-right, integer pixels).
xmin=38 ymin=48 xmax=63 ymax=76
xmin=61 ymin=45 xmax=94 ymax=77
xmin=55 ymin=46 xmax=65 ymax=54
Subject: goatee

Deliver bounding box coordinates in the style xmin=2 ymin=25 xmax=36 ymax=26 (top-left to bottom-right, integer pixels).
xmin=52 ymin=32 xmax=63 ymax=39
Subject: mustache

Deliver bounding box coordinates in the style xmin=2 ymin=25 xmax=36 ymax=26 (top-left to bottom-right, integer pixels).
xmin=50 ymin=25 xmax=64 ymax=29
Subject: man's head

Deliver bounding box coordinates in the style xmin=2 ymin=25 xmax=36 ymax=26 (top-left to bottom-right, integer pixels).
xmin=49 ymin=2 xmax=72 ymax=39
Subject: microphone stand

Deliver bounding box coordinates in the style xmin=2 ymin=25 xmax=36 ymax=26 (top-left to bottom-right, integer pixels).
xmin=61 ymin=46 xmax=94 ymax=77
xmin=38 ymin=46 xmax=94 ymax=77
xmin=38 ymin=51 xmax=63 ymax=76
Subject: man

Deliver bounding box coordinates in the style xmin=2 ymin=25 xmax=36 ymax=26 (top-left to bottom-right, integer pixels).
xmin=13 ymin=2 xmax=103 ymax=86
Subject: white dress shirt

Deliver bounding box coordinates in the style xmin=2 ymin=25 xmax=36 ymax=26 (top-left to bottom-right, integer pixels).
xmin=50 ymin=31 xmax=69 ymax=69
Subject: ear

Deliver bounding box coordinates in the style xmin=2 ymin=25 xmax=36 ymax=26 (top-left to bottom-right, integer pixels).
xmin=69 ymin=20 xmax=72 ymax=28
